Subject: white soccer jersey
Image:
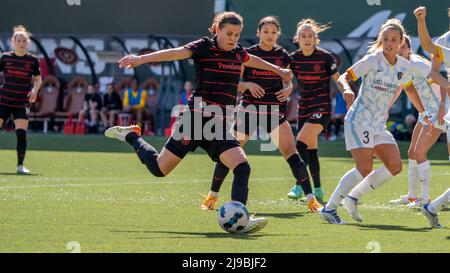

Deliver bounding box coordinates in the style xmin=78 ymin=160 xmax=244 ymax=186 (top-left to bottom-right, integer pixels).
xmin=435 ymin=31 xmax=450 ymax=77
xmin=345 ymin=51 xmax=413 ymax=132
xmin=436 ymin=45 xmax=450 ymax=71
xmin=409 ymin=54 xmax=441 ymax=115
xmin=436 ymin=33 xmax=450 ymax=121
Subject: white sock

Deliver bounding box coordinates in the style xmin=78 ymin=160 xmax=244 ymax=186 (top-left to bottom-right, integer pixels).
xmin=209 ymin=190 xmax=218 ymax=197
xmin=325 ymin=168 xmax=364 ymax=211
xmin=348 ymin=166 xmax=393 ymax=200
xmin=448 ymin=155 xmax=450 ymax=162
xmin=428 ymin=188 xmax=450 ymax=214
xmin=407 ymin=159 xmax=419 ymax=198
xmin=417 ymin=161 xmax=430 ymax=201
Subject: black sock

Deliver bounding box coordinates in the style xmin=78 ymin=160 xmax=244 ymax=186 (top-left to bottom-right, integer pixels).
xmin=125 ymin=132 xmax=164 ymax=177
xmin=287 ymin=154 xmax=313 ymax=194
xmin=211 ymin=162 xmax=230 ymax=193
xmin=308 ymin=149 xmax=321 ymax=188
xmin=335 ymin=119 xmax=342 ymax=136
xmin=16 ymin=129 xmax=26 ymax=166
xmin=296 ymin=140 xmax=309 ymax=165
xmin=231 ymin=162 xmax=250 ymax=205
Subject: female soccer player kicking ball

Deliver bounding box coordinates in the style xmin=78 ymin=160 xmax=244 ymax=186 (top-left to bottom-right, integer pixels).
xmin=105 ymin=12 xmax=292 ymax=233
xmin=201 ymin=16 xmax=322 ymax=213
xmin=319 ymin=19 xmax=432 ymax=224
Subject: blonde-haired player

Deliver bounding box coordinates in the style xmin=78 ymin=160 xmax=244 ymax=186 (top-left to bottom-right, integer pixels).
xmin=319 ymin=19 xmax=432 ymax=224
xmin=287 ymin=18 xmax=344 ymax=202
xmin=390 ymin=35 xmax=448 ymax=208
xmin=414 ymin=6 xmax=450 ymax=228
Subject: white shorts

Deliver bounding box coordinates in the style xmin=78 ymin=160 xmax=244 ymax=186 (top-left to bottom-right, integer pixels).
xmin=445 ymin=111 xmax=450 ymax=141
xmin=447 ymin=126 xmax=450 ymax=143
xmin=419 ymin=113 xmax=448 ymax=132
xmin=344 ymin=122 xmax=397 ymax=151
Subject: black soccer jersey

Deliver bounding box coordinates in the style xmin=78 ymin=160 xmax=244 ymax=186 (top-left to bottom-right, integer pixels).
xmin=241 ymin=45 xmax=292 ymax=114
xmin=0 ymin=52 xmax=40 ymax=108
xmin=184 ymin=37 xmax=249 ymax=113
xmin=290 ymin=47 xmax=337 ymax=118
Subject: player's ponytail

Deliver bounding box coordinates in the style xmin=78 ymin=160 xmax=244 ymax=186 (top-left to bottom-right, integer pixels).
xmin=368 ymin=19 xmax=405 ymax=54
xmin=403 ymin=34 xmax=411 ymax=49
xmin=12 ymin=25 xmax=31 ymax=41
xmin=209 ymin=12 xmax=243 ymax=36
xmin=293 ymin=18 xmax=331 ymax=45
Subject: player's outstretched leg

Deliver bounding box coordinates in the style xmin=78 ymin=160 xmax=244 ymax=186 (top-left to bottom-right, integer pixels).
xmin=105 ymin=125 xmax=167 ymax=177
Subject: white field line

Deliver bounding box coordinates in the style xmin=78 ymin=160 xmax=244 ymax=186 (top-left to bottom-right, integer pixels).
xmin=0 ymin=172 xmax=448 ymax=191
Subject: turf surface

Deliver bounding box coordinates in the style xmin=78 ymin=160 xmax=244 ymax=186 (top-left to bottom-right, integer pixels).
xmin=0 ymin=133 xmax=449 ymax=252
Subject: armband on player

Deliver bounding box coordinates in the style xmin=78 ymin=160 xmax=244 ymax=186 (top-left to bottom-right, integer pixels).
xmin=343 ymin=89 xmax=354 ymax=94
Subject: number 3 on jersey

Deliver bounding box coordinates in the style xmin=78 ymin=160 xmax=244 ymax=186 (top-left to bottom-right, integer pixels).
xmin=362 ymin=131 xmax=370 ymax=144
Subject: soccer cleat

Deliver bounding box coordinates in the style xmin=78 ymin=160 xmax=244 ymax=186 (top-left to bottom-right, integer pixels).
xmin=421 ymin=204 xmax=442 ymax=229
xmin=307 ymin=197 xmax=323 ymax=212
xmin=16 ymin=165 xmax=30 ymax=175
xmin=240 ymin=216 xmax=268 ymax=233
xmin=319 ymin=207 xmax=346 ymax=224
xmin=389 ymin=194 xmax=417 ymax=205
xmin=406 ymin=198 xmax=429 ymax=209
xmin=314 ymin=187 xmax=325 ymax=202
xmin=201 ymin=194 xmax=218 ymax=211
xmin=287 ymin=185 xmax=304 ymax=199
xmin=342 ymin=196 xmax=362 ymax=222
xmin=104 ymin=125 xmax=141 ymax=142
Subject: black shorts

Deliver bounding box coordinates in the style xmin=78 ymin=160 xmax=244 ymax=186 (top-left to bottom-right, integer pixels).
xmin=234 ymin=109 xmax=287 ymax=136
xmin=298 ymin=113 xmax=331 ymax=131
xmin=0 ymin=106 xmax=29 ymax=121
xmin=164 ymin=111 xmax=241 ymax=162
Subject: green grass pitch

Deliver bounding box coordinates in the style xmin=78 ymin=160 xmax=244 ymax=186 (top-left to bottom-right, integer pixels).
xmin=0 ymin=133 xmax=449 ymax=252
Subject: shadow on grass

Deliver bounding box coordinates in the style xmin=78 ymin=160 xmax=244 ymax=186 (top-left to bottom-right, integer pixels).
xmin=111 ymin=230 xmax=306 ymax=240
xmin=347 ymin=223 xmax=430 ymax=232
xmin=0 ymin=172 xmax=40 ymax=176
xmin=254 ymin=212 xmax=308 ymax=219
xmin=430 ymin=162 xmax=450 ymax=166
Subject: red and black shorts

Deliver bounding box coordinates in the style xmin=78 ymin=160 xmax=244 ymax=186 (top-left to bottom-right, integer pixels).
xmin=298 ymin=113 xmax=331 ymax=131
xmin=164 ymin=111 xmax=241 ymax=162
xmin=234 ymin=108 xmax=287 ymax=136
xmin=0 ymin=105 xmax=29 ymax=121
